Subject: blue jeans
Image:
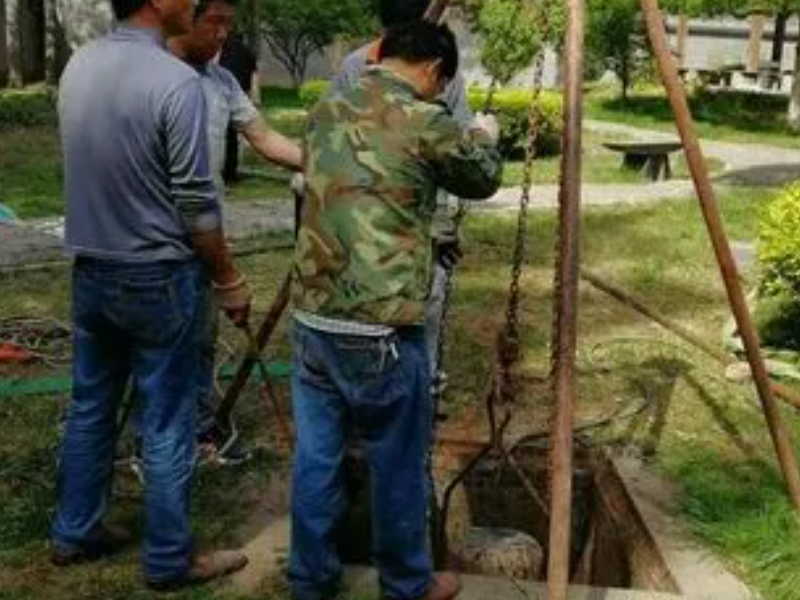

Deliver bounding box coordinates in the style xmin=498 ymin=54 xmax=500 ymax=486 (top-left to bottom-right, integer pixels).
xmin=51 ymin=257 xmax=208 ymax=582
xmin=289 ymin=322 xmax=434 ymax=600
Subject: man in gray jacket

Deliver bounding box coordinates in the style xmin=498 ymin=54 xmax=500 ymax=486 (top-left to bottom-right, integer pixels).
xmin=51 ymin=0 xmax=249 ymax=589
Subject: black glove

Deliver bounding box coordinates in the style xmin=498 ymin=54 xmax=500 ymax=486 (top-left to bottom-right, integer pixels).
xmin=436 ymin=239 xmax=463 ymax=271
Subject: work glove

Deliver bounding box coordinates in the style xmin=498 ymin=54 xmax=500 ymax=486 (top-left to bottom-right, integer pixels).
xmin=213 ymin=274 xmax=253 ymax=328
xmin=472 ymin=111 xmax=500 ymax=145
xmin=435 ymin=234 xmax=464 ymax=271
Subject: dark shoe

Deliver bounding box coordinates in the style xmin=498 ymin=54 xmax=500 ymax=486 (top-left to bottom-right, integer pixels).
xmin=420 ymin=572 xmax=461 ymax=600
xmin=198 ymin=425 xmax=252 ymax=466
xmin=146 ymin=550 xmax=248 ymax=591
xmin=51 ymin=524 xmax=132 ymax=566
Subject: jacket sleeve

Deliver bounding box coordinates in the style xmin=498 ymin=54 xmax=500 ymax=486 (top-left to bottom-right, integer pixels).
xmin=420 ymin=108 xmax=503 ymax=200
xmin=161 ymin=77 xmax=222 ymax=233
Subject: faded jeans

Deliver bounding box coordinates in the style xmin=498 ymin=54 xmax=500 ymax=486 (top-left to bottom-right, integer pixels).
xmin=51 ymin=257 xmax=208 ymax=582
xmin=289 ymin=321 xmax=434 ymax=600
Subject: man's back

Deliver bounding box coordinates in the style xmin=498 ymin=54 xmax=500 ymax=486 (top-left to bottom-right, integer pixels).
xmin=60 ymin=26 xmax=217 ymax=263
xmin=294 ymin=67 xmax=502 ymax=326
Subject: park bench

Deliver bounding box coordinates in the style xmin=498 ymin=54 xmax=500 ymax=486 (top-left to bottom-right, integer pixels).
xmin=603 ymin=141 xmax=683 ymax=182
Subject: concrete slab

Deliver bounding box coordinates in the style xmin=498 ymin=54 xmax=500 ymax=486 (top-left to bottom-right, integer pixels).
xmin=614 ymin=458 xmax=757 ymax=600
xmin=343 ymin=567 xmax=682 ymax=600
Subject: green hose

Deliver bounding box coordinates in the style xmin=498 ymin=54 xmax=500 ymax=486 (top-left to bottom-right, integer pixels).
xmin=0 ymin=360 xmax=292 ymax=399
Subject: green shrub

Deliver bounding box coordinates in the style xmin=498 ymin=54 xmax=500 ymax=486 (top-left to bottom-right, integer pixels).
xmin=758 ymin=183 xmax=800 ymax=296
xmin=0 ymin=88 xmax=57 ymax=129
xmin=756 ymin=183 xmax=800 ymax=348
xmin=299 ymin=79 xmax=330 ymax=109
xmin=468 ymin=87 xmax=562 ymax=158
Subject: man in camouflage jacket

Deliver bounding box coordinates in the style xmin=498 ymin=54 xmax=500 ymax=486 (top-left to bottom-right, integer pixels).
xmin=289 ymin=20 xmax=502 ymax=600
xmin=330 ymin=0 xmax=475 ymax=386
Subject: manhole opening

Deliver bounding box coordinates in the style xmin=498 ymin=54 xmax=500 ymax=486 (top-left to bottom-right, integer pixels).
xmin=338 ymin=444 xmax=680 ymax=594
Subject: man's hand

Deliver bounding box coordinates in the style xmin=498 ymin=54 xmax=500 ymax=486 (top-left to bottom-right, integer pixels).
xmin=213 ymin=274 xmax=252 ymax=328
xmin=472 ymin=112 xmax=500 ymax=145
xmin=191 ymin=229 xmax=253 ymax=328
xmin=435 ymin=235 xmax=463 ymax=271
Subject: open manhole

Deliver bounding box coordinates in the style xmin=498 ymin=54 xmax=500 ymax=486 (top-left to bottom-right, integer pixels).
xmin=335 ymin=440 xmax=750 ymax=599
xmin=441 ymin=443 xmax=679 ymax=592
xmin=338 ymin=442 xmax=677 ymax=592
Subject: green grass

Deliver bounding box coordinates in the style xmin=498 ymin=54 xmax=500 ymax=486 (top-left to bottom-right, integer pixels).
xmin=586 ymin=84 xmax=800 ymax=148
xmin=0 ymin=126 xmax=63 ymax=218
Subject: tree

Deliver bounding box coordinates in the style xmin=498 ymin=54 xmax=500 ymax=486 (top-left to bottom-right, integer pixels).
xmin=585 ymin=0 xmax=649 ymax=101
xmin=16 ymin=0 xmax=46 ymax=83
xmin=1 ymin=0 xmax=8 ymax=87
xmin=252 ymin=0 xmax=376 ymax=87
xmin=476 ymin=0 xmax=564 ymax=87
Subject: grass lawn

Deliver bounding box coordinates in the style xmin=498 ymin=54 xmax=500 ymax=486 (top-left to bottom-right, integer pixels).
xmin=3 ymin=184 xmax=800 ymax=599
xmin=586 ymin=83 xmax=800 ymax=148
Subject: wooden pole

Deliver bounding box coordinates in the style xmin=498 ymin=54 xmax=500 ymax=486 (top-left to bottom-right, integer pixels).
xmin=676 ymin=14 xmax=689 ymax=70
xmin=641 ymin=0 xmax=800 ymax=514
xmin=746 ymin=12 xmax=766 ymax=74
xmin=547 ymin=0 xmax=585 ymax=597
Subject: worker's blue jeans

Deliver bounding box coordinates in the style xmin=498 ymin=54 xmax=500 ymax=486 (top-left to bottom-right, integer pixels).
xmin=51 ymin=257 xmax=208 ymax=582
xmin=289 ymin=321 xmax=434 ymax=600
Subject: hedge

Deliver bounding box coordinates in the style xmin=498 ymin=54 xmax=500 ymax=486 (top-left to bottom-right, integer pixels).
xmin=0 ymin=87 xmax=57 ymax=129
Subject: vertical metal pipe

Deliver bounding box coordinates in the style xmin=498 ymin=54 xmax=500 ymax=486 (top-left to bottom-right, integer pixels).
xmin=547 ymin=0 xmax=585 ymax=596
xmin=641 ymin=0 xmax=800 ymax=513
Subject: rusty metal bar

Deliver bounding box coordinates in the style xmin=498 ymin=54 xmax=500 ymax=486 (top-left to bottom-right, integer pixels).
xmin=215 ymin=272 xmax=291 ymax=428
xmin=547 ymin=0 xmax=585 ymax=596
xmin=641 ymin=0 xmax=800 ymax=513
xmin=580 ymin=267 xmax=800 ymax=411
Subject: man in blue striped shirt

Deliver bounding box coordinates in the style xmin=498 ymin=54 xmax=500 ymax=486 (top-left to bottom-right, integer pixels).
xmin=167 ymin=0 xmax=302 ymax=464
xmin=52 ymin=0 xmax=250 ymax=589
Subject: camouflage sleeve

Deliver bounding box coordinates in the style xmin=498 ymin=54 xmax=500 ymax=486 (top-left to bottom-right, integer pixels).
xmin=420 ymin=108 xmax=503 ymax=201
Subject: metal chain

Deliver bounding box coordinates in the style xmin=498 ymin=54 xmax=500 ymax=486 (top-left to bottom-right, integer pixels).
xmin=497 ymin=51 xmax=547 ymax=402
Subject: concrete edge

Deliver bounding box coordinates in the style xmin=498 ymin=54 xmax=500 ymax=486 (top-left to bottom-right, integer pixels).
xmin=613 ymin=457 xmax=758 ymax=600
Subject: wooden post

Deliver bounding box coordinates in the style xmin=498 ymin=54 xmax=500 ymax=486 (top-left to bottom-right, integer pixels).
xmin=641 ymin=0 xmax=800 ymax=514
xmin=676 ymin=14 xmax=689 ymax=70
xmin=746 ymin=12 xmax=766 ymax=74
xmin=547 ymin=0 xmax=585 ymax=597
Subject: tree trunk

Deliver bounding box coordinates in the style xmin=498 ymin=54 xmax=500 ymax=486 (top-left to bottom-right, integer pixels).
xmin=46 ymin=0 xmax=70 ymax=84
xmin=746 ymin=12 xmax=766 ymax=74
xmin=0 ymin=0 xmax=8 ymax=87
xmin=676 ymin=14 xmax=689 ymax=70
xmin=788 ymin=23 xmax=800 ymax=131
xmin=16 ymin=0 xmax=45 ymax=83
xmin=773 ymin=11 xmax=787 ymax=64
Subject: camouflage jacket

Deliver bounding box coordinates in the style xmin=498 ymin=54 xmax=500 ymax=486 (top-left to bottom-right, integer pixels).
xmin=293 ymin=67 xmax=503 ymax=326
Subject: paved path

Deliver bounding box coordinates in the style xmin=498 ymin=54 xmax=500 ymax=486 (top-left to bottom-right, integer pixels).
xmin=0 ymin=200 xmax=296 ymax=269
xmin=483 ymin=119 xmax=800 ymax=211
xmin=4 ymin=120 xmax=800 ymax=269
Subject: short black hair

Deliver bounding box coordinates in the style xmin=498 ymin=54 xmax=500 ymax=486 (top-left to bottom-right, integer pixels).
xmin=379 ymin=21 xmax=458 ymax=81
xmin=195 ymin=0 xmax=239 ymax=19
xmin=378 ymin=0 xmax=430 ymax=28
xmin=110 ymin=0 xmax=147 ymax=20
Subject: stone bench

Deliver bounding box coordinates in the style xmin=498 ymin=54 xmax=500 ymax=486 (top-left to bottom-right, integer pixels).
xmin=603 ymin=141 xmax=684 ymax=182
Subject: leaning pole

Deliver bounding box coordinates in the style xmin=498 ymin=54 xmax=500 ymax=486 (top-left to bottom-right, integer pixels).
xmin=641 ymin=0 xmax=800 ymax=513
xmin=547 ymin=0 xmax=586 ymax=597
